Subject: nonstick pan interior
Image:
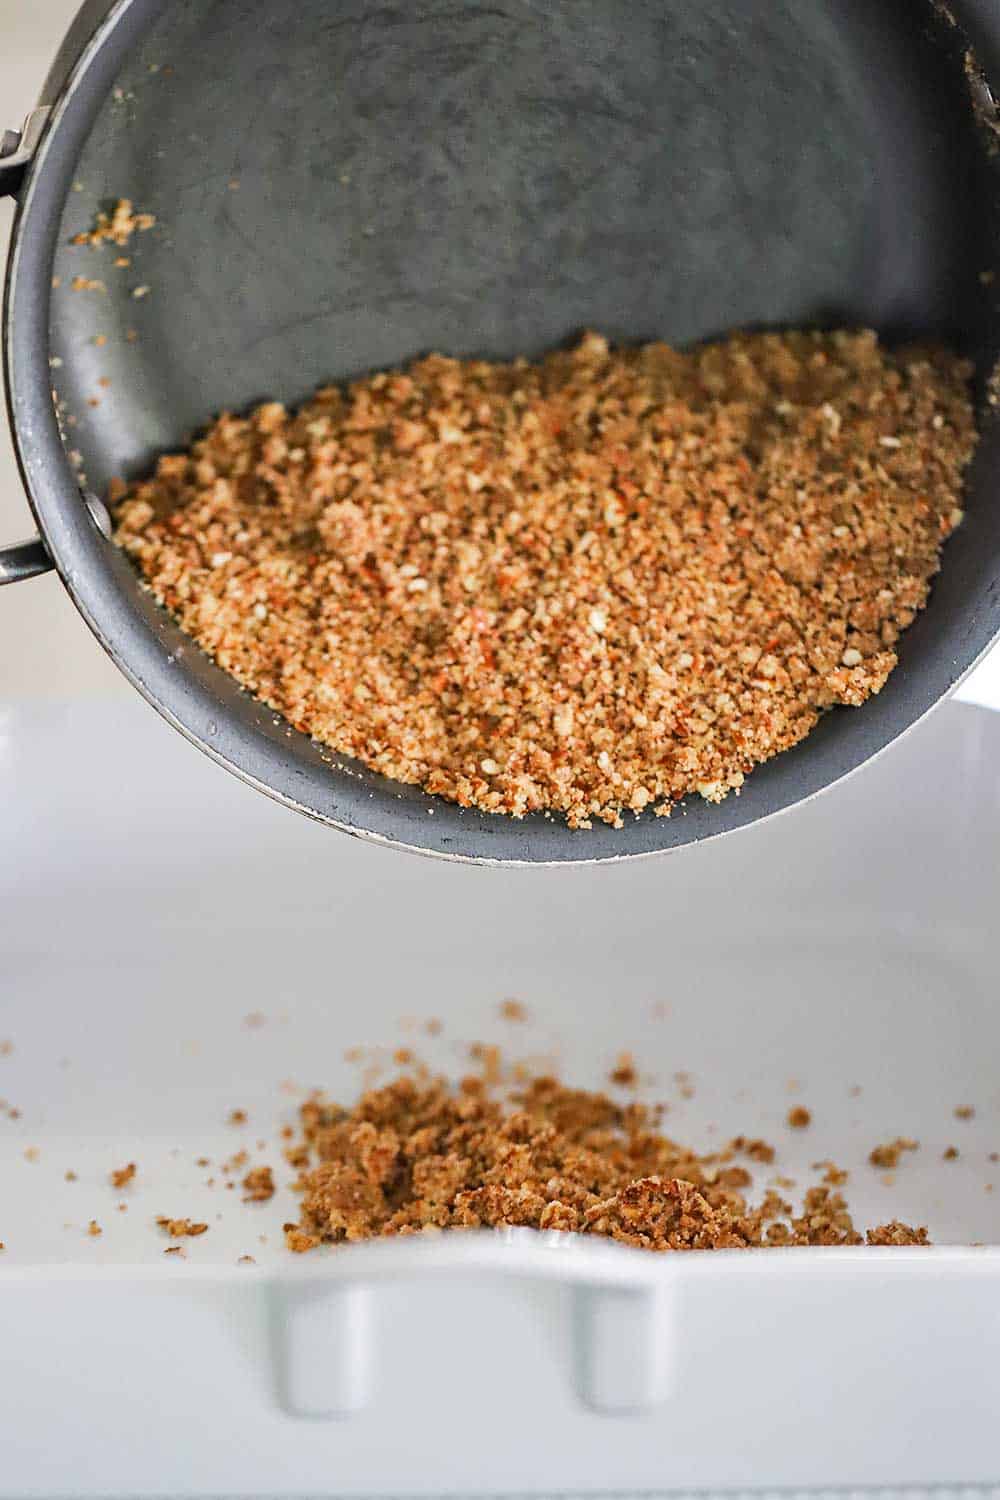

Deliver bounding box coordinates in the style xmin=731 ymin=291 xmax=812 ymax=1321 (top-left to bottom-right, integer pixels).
xmin=21 ymin=0 xmax=1000 ymax=860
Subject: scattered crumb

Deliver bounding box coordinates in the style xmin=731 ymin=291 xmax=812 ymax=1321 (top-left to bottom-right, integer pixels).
xmin=284 ymin=1224 xmax=320 ymax=1253
xmin=499 ymin=999 xmax=528 ymax=1024
xmin=393 ymin=1047 xmax=414 ymax=1066
xmin=131 ymin=284 xmax=150 ymax=299
xmin=156 ymin=1217 xmax=208 ymax=1237
xmin=0 ymin=1041 xmax=12 ymax=1057
xmin=943 ymin=1146 xmax=959 ymax=1161
xmin=866 ymin=1221 xmax=929 ymax=1246
xmin=23 ymin=1147 xmax=39 ymax=1163
xmin=242 ymin=1165 xmax=275 ymax=1202
xmin=243 ymin=1011 xmax=267 ymax=1029
xmin=163 ymin=1245 xmax=185 ymax=1256
xmin=732 ymin=1136 xmax=775 ymax=1164
xmin=609 ymin=1052 xmax=638 ymax=1088
xmin=425 ymin=1018 xmax=443 ymax=1036
xmin=117 ymin=1203 xmax=128 ymax=1213
xmin=869 ymin=1138 xmax=918 ymax=1170
xmin=87 ymin=1220 xmax=102 ymax=1237
xmin=228 ymin=1109 xmax=248 ymax=1126
xmin=195 ymin=1156 xmax=210 ymax=1168
xmin=787 ymin=1106 xmax=812 ymax=1129
xmin=70 ymin=276 xmax=105 ymax=293
xmin=64 ymin=1170 xmax=77 ymax=1182
xmin=109 ymin=1162 xmax=136 ymax=1189
xmin=954 ymin=1105 xmax=976 ymax=1120
xmin=51 ymin=276 xmax=61 ymax=289
xmin=114 ymin=256 xmax=130 ymax=268
xmin=814 ymin=1161 xmax=848 ymax=1187
xmin=71 ymin=198 xmax=155 ymax=248
xmin=238 ymin=1254 xmax=256 ymax=1264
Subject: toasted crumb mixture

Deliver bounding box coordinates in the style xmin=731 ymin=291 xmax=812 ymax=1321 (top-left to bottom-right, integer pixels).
xmin=71 ymin=198 xmax=155 ymax=248
xmin=112 ymin=330 xmax=976 ymax=828
xmin=869 ymin=1138 xmax=919 ymax=1170
xmin=242 ymin=1165 xmax=275 ymax=1202
xmin=156 ymin=1217 xmax=208 ymax=1237
xmin=282 ymin=1072 xmax=928 ymax=1252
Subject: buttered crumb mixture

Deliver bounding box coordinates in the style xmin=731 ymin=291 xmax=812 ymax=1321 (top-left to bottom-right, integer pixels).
xmin=113 ymin=330 xmax=975 ymax=827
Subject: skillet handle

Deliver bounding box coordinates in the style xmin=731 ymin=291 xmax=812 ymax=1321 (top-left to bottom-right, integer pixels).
xmin=2 ymin=108 xmax=56 ymax=583
xmin=0 ymin=537 xmax=54 ymax=585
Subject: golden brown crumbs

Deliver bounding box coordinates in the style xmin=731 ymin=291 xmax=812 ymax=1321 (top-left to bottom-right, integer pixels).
xmin=732 ymin=1136 xmax=775 ymax=1164
xmin=787 ymin=1106 xmax=812 ymax=1129
xmin=282 ymin=1073 xmax=926 ymax=1253
xmin=869 ymin=1138 xmax=918 ymax=1170
xmin=242 ymin=1165 xmax=276 ymax=1202
xmin=468 ymin=1043 xmax=503 ymax=1086
xmin=284 ymin=1224 xmax=320 ymax=1253
xmin=163 ymin=1245 xmax=185 ymax=1256
xmin=71 ymin=198 xmax=155 ymax=248
xmin=51 ymin=276 xmax=61 ymax=289
xmin=156 ymin=1217 xmax=208 ymax=1237
xmin=499 ymin=1000 xmax=528 ymax=1024
xmin=70 ymin=275 xmax=105 ymax=293
xmin=944 ymin=1146 xmax=960 ymax=1160
xmin=0 ymin=1242 xmax=5 ymax=1251
xmin=132 ymin=284 xmax=150 ymax=299
xmin=609 ymin=1052 xmax=639 ymax=1089
xmin=394 ymin=1047 xmax=414 ymax=1066
xmin=64 ymin=1170 xmax=77 ymax=1182
xmin=244 ymin=1011 xmax=267 ymax=1029
xmin=425 ymin=1019 xmax=443 ymax=1036
xmin=223 ymin=1149 xmax=250 ymax=1174
xmin=87 ymin=1219 xmax=102 ymax=1237
xmin=195 ymin=1156 xmax=211 ymax=1167
xmin=112 ymin=330 xmax=976 ymax=829
xmin=117 ymin=1203 xmax=128 ymax=1212
xmin=228 ymin=1109 xmax=248 ymax=1126
xmin=866 ymin=1221 xmax=930 ymax=1246
xmin=0 ymin=1040 xmax=12 ymax=1057
xmin=954 ymin=1105 xmax=976 ymax=1120
xmin=814 ymin=1160 xmax=849 ymax=1187
xmin=110 ymin=1162 xmax=136 ymax=1189
xmin=238 ymin=1254 xmax=256 ymax=1264
xmin=23 ymin=1147 xmax=39 ymax=1163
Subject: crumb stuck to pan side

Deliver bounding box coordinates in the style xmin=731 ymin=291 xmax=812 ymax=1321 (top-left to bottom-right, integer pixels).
xmin=113 ymin=329 xmax=976 ymax=829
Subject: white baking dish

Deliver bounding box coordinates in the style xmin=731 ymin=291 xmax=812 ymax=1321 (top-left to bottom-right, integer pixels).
xmin=2 ymin=696 xmax=1000 ymax=1498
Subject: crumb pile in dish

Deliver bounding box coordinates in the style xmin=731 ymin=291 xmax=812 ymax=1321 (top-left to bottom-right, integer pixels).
xmin=113 ymin=330 xmax=976 ymax=828
xmin=281 ymin=1069 xmax=928 ymax=1252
